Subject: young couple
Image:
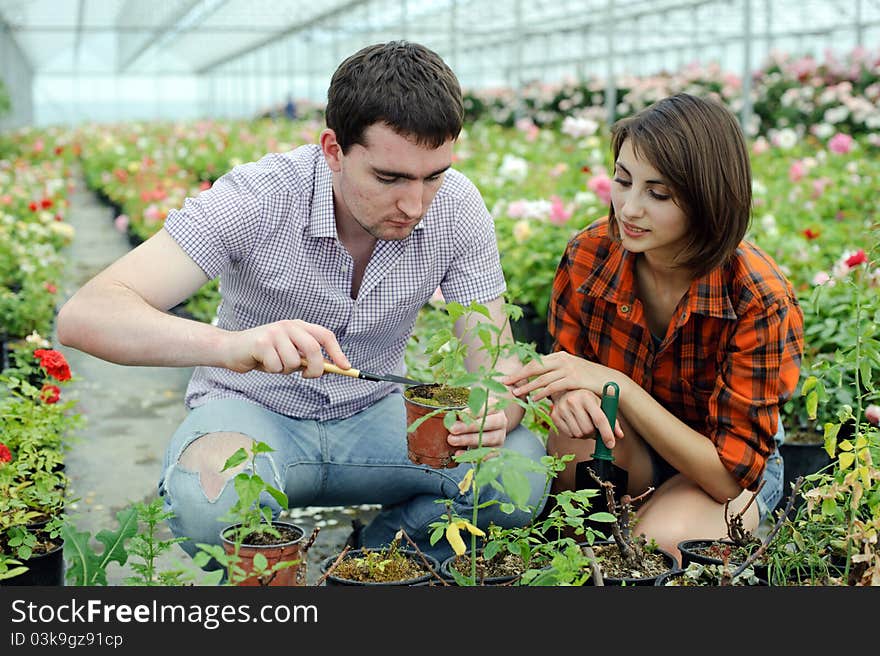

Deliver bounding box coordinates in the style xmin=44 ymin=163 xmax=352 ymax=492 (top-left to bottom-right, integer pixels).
xmin=58 ymin=41 xmax=803 ymax=565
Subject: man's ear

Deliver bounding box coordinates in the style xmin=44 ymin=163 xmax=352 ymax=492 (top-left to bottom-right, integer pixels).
xmin=320 ymin=129 xmax=343 ymax=172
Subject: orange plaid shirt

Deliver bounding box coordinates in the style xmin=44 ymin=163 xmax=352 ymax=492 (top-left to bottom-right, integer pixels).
xmin=549 ymin=218 xmax=805 ymax=490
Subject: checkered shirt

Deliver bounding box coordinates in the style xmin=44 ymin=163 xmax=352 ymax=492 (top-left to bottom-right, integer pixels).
xmin=164 ymin=144 xmax=505 ymax=420
xmin=549 ymin=218 xmax=804 ymax=490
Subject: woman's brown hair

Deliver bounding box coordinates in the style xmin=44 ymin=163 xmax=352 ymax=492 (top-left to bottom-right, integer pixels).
xmin=608 ymin=93 xmax=752 ymax=276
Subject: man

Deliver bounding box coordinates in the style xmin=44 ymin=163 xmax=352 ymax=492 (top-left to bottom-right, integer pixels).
xmin=57 ymin=41 xmax=546 ymax=562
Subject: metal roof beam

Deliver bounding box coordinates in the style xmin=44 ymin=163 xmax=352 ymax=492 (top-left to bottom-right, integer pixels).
xmin=195 ymin=0 xmax=369 ymax=74
xmin=117 ymin=0 xmax=209 ymax=73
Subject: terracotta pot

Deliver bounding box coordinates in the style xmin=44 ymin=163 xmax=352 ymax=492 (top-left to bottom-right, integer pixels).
xmin=220 ymin=521 xmax=307 ymax=586
xmin=403 ymin=386 xmax=466 ymax=469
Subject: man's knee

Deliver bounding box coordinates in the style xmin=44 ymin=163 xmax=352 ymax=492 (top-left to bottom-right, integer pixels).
xmin=177 ymin=431 xmax=255 ymax=501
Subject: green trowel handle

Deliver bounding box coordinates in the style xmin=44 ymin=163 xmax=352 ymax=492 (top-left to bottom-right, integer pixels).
xmin=592 ymin=382 xmax=620 ymax=462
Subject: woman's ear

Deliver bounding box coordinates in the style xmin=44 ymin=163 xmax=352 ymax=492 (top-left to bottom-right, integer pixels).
xmin=319 ymin=129 xmax=343 ymax=172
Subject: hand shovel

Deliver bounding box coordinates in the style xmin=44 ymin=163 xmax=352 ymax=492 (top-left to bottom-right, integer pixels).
xmin=575 ymin=381 xmax=628 ymax=514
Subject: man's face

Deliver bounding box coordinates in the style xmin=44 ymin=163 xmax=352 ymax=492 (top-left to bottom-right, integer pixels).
xmin=324 ymin=123 xmax=453 ymax=241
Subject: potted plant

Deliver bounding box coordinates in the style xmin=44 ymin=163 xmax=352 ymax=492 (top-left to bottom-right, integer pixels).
xmin=194 ymin=440 xmax=315 ymax=586
xmin=411 ymin=300 xmax=560 ymax=585
xmin=577 ymin=470 xmax=677 ymax=586
xmin=318 ymin=531 xmax=442 ymax=586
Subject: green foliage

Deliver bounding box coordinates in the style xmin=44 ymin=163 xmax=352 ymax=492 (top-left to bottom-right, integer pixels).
xmin=123 ymin=499 xmax=195 ymax=586
xmin=62 ymin=507 xmax=139 ymax=586
xmin=217 ymin=440 xmax=288 ymax=545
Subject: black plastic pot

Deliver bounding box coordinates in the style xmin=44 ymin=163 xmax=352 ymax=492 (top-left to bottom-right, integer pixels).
xmin=440 ymin=550 xmax=538 ymax=586
xmin=1 ymin=542 xmax=65 ymax=586
xmin=588 ymin=540 xmax=678 ymax=586
xmin=779 ymin=440 xmax=832 ymax=508
xmin=655 ymin=568 xmax=769 ymax=586
xmin=320 ymin=548 xmax=440 ymax=586
xmin=678 ymin=538 xmax=769 ymax=581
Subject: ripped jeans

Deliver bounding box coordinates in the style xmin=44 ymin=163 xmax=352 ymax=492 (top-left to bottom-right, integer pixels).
xmin=158 ymin=394 xmax=548 ymax=563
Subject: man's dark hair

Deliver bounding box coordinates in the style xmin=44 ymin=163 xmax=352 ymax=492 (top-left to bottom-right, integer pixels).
xmin=608 ymin=93 xmax=752 ymax=276
xmin=325 ymin=41 xmax=463 ymax=152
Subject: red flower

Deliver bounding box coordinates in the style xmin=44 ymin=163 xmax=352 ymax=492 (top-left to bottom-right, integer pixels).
xmin=28 ymin=201 xmax=38 ymax=212
xmin=845 ymin=249 xmax=868 ymax=268
xmin=33 ymin=349 xmax=72 ymax=382
xmin=0 ymin=443 xmax=11 ymax=464
xmin=44 ymin=282 xmax=57 ymax=294
xmin=54 ymin=145 xmax=65 ymax=155
xmin=40 ymin=198 xmax=53 ymax=210
xmin=803 ymin=228 xmax=820 ymax=240
xmin=40 ymin=384 xmax=61 ymax=404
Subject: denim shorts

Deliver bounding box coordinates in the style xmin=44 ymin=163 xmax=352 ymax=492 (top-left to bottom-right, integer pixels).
xmin=646 ymin=419 xmax=785 ymax=521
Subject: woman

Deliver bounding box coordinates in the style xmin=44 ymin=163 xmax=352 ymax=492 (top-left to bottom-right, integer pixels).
xmin=503 ymin=93 xmax=804 ymax=561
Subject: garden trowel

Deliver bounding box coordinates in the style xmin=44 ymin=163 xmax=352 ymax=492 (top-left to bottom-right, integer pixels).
xmin=575 ymin=381 xmax=628 ymax=512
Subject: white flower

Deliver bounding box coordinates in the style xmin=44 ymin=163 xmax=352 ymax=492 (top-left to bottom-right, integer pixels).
xmin=561 ymin=116 xmax=599 ymax=139
xmin=498 ymin=154 xmax=529 ymax=182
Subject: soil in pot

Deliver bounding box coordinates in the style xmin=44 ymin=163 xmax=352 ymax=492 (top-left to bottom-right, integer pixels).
xmin=441 ymin=549 xmax=541 ymax=586
xmin=588 ymin=540 xmax=678 ymax=586
xmin=320 ymin=547 xmax=440 ymax=586
xmin=404 ymin=383 xmax=469 ymax=468
xmin=220 ymin=521 xmax=307 ymax=586
xmin=678 ymin=538 xmax=769 ymax=581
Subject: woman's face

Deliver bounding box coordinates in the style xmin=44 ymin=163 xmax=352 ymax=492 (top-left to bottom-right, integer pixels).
xmin=611 ymin=139 xmax=690 ymax=267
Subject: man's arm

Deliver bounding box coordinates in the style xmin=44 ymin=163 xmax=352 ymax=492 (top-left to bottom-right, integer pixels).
xmin=57 ymin=228 xmax=349 ymax=378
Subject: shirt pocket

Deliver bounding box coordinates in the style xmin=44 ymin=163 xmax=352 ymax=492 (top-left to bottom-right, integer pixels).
xmin=678 ymin=378 xmax=714 ymax=428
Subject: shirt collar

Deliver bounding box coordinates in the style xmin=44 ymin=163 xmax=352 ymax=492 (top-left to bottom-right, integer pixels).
xmin=579 ymin=239 xmax=737 ymax=320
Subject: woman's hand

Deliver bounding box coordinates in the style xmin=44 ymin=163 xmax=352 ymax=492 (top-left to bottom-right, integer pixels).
xmin=501 ymin=351 xmax=612 ymax=401
xmin=550 ymin=389 xmax=624 ymax=448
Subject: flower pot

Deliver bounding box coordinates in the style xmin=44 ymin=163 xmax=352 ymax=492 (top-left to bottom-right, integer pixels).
xmin=587 ymin=540 xmax=678 ymax=586
xmin=655 ymin=567 xmax=769 ymax=586
xmin=440 ymin=549 xmax=536 ymax=586
xmin=320 ymin=548 xmax=440 ymax=586
xmin=779 ymin=440 xmax=832 ymax=508
xmin=403 ymin=384 xmax=468 ymax=469
xmin=220 ymin=521 xmax=307 ymax=586
xmin=0 ymin=541 xmax=64 ymax=586
xmin=678 ymin=538 xmax=769 ymax=581
xmin=510 ymin=304 xmax=553 ymax=355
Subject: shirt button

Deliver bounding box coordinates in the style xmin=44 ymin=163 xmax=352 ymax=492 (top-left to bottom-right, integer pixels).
xmin=620 ymin=304 xmax=630 ymax=314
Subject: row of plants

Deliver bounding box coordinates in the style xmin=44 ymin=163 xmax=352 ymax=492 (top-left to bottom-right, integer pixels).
xmin=462 ymin=46 xmax=880 ymax=141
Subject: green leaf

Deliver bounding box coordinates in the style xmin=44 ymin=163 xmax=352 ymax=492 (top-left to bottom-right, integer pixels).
xmin=501 ymin=469 xmax=530 ymax=508
xmin=265 ymin=486 xmax=289 ymax=509
xmin=61 ymin=506 xmax=138 ymax=586
xmin=222 ymin=448 xmax=248 ymax=472
xmin=252 ymin=441 xmax=275 ymax=455
xmin=253 ymin=553 xmax=268 ymax=571
xmin=468 ymin=387 xmax=488 ymax=416
xmin=586 ymin=512 xmax=616 ymax=523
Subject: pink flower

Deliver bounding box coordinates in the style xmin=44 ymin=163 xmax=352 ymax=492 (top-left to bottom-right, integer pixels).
xmin=549 ymin=163 xmax=568 ymax=178
xmin=549 ymin=196 xmax=573 ymax=225
xmin=506 ymin=200 xmax=527 ymax=219
xmin=588 ymin=173 xmax=612 ymax=206
xmin=866 ymin=405 xmax=880 ymax=426
xmin=788 ymin=160 xmax=806 ymax=182
xmin=114 ymin=214 xmax=130 ymax=233
xmin=812 ymin=177 xmax=832 ymax=199
xmin=828 ymin=133 xmax=854 ymax=154
xmin=812 ymin=271 xmax=832 ymax=286
xmin=752 ymin=137 xmax=769 ymax=155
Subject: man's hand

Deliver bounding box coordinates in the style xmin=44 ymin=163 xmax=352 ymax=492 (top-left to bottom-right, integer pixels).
xmin=221 ymin=319 xmax=350 ymax=378
xmin=447 ymin=408 xmax=508 ymax=455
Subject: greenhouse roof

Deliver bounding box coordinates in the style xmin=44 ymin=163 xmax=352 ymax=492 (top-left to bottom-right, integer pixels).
xmin=2 ymin=0 xmax=877 ymax=76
